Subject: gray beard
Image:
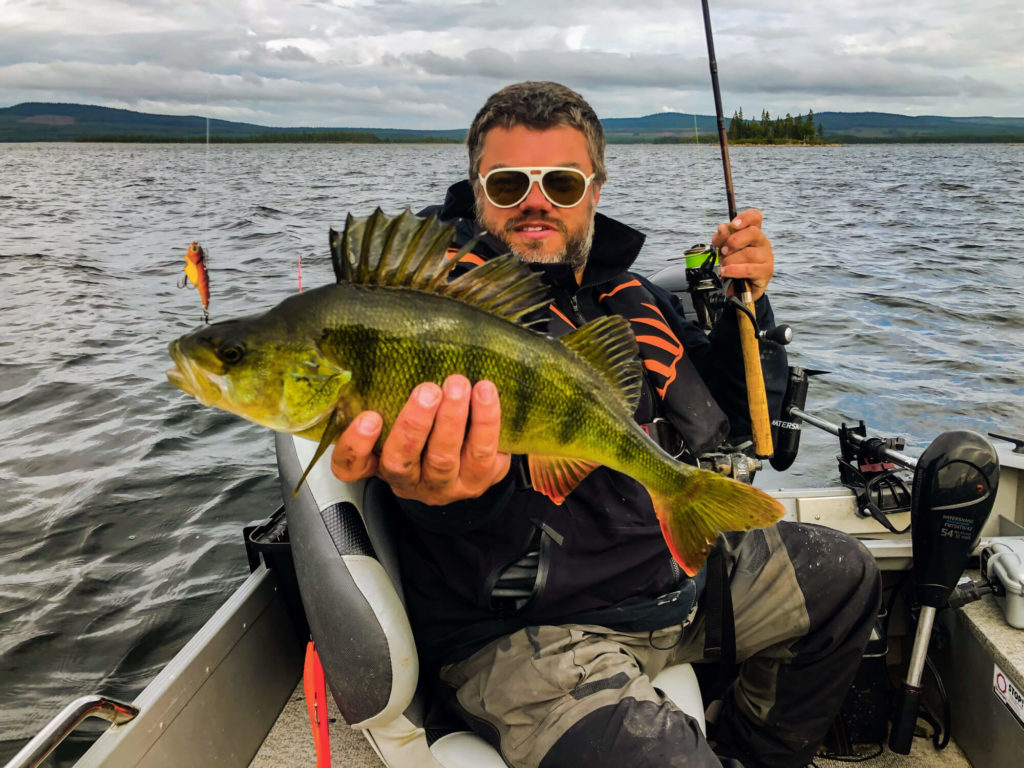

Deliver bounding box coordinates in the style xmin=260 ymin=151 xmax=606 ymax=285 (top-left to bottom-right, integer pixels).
xmin=475 ymin=189 xmax=595 ymax=272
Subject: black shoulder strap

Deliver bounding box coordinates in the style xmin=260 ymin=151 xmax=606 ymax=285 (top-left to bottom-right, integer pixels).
xmin=702 ymin=543 xmax=736 ymax=700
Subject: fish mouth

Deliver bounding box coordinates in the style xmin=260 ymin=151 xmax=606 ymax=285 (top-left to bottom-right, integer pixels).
xmin=166 ymin=340 xmax=223 ymax=406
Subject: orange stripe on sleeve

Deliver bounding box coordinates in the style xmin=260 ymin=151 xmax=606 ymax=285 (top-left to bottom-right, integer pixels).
xmin=643 ymin=359 xmax=676 ymax=378
xmin=635 ymin=334 xmax=683 ymax=355
xmin=445 ymin=247 xmax=486 ymax=266
xmin=631 ymin=316 xmax=675 ymax=336
xmin=548 ymin=303 xmax=577 ymax=329
xmin=598 ymin=279 xmax=642 ymax=301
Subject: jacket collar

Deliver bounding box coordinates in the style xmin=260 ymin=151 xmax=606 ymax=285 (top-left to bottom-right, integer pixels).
xmin=439 ymin=179 xmax=647 ymax=289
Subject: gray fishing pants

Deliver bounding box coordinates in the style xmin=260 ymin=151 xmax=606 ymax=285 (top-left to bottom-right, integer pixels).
xmin=438 ymin=521 xmax=881 ymax=768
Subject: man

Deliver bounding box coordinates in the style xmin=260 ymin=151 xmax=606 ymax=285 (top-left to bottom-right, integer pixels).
xmin=331 ymin=82 xmax=880 ymax=768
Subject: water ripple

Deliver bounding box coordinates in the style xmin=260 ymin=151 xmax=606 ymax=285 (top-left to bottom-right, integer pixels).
xmin=0 ymin=141 xmax=1022 ymax=760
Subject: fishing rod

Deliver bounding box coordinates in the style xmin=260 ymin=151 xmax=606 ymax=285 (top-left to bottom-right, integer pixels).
xmin=699 ymin=0 xmax=774 ymax=458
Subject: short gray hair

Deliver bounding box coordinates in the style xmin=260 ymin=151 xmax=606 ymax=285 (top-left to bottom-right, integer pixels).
xmin=466 ymin=81 xmax=607 ymax=185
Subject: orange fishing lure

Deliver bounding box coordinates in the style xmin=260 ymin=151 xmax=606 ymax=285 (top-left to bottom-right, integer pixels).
xmin=179 ymin=241 xmax=210 ymax=322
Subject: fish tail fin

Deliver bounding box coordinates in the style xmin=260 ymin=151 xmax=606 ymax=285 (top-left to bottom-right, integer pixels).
xmin=650 ymin=469 xmax=784 ymax=576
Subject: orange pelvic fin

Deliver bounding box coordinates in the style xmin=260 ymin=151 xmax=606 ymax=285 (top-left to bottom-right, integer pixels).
xmin=527 ymin=455 xmax=599 ymax=504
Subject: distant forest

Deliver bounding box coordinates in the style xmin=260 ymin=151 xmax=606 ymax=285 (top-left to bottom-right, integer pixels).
xmin=82 ymin=131 xmax=459 ymax=144
xmin=4 ymin=102 xmax=1024 ymax=143
xmin=728 ymin=108 xmax=825 ymax=143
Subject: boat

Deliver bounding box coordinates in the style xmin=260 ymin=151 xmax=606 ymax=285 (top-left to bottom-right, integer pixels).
xmin=7 ymin=274 xmax=1024 ymax=768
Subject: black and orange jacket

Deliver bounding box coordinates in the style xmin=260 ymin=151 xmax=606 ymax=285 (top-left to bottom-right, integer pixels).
xmin=396 ymin=180 xmax=787 ymax=671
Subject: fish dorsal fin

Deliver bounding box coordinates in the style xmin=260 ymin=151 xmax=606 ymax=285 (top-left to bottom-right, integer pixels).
xmin=330 ymin=208 xmax=551 ymax=326
xmin=561 ymin=315 xmax=642 ymax=414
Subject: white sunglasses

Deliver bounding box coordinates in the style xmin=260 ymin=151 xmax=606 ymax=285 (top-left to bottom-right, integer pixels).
xmin=478 ymin=166 xmax=596 ymax=208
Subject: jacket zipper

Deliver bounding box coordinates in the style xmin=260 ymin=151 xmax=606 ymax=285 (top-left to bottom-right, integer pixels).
xmin=567 ymin=293 xmax=586 ymax=326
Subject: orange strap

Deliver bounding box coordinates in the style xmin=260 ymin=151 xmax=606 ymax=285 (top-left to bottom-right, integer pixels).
xmin=304 ymin=641 xmax=331 ymax=768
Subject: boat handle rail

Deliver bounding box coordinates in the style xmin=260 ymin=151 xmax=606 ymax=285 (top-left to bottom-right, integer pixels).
xmin=3 ymin=696 xmax=139 ymax=768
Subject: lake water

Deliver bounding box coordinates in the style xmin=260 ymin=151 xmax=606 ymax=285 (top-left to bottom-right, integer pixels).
xmin=1 ymin=142 xmax=1022 ymax=762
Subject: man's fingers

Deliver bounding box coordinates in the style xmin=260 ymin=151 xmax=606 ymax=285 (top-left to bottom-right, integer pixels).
xmin=378 ymin=382 xmax=441 ymax=488
xmin=712 ymin=208 xmax=763 ymax=246
xmin=733 ymin=208 xmax=762 ymax=229
xmin=420 ymin=375 xmax=473 ymax=487
xmin=330 ymin=411 xmax=382 ymax=481
xmin=461 ymin=380 xmax=509 ymax=488
xmin=720 ymin=261 xmax=767 ymax=283
xmin=719 ymin=227 xmax=762 ymax=257
xmin=335 ymin=379 xmax=509 ymax=504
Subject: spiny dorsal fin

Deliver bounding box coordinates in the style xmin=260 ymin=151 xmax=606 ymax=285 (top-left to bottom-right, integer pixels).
xmin=561 ymin=316 xmax=642 ymax=414
xmin=329 ymin=227 xmax=351 ymax=282
xmin=331 ymin=208 xmax=551 ymax=327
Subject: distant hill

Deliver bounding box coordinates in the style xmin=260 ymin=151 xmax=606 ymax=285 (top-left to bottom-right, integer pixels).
xmin=2 ymin=102 xmax=1023 ymax=143
xmin=602 ymin=112 xmax=722 ymax=137
xmin=814 ymin=111 xmax=1024 ymax=139
xmin=0 ymin=103 xmax=466 ymax=143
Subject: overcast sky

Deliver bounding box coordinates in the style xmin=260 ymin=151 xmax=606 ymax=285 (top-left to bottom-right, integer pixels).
xmin=1 ymin=0 xmax=1021 ymax=128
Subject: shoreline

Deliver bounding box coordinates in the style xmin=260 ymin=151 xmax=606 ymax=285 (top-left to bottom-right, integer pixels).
xmin=3 ymin=138 xmax=1022 ymax=146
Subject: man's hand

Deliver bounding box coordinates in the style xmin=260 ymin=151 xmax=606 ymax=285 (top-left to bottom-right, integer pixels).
xmin=330 ymin=374 xmax=511 ymax=505
xmin=711 ymin=208 xmax=774 ymax=301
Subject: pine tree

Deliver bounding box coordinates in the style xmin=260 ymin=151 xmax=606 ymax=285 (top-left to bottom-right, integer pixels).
xmin=803 ymin=110 xmax=816 ymax=142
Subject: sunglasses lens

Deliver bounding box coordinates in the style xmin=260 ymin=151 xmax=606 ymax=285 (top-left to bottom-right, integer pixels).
xmin=484 ymin=170 xmax=531 ymax=206
xmin=541 ymin=170 xmax=587 ymax=206
xmin=483 ymin=169 xmax=590 ymax=207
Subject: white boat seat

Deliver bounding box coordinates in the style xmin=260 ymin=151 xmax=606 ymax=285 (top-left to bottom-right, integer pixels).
xmin=428 ymin=664 xmax=705 ymax=768
xmin=279 ymin=434 xmax=704 ymax=768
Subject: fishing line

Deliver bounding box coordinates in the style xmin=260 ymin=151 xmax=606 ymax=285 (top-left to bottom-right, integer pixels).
xmin=205 ymin=116 xmax=211 ymax=237
xmin=205 ymin=116 xmax=211 ymax=260
xmin=692 ymin=110 xmax=711 ymax=236
xmin=204 ymin=116 xmax=212 ymax=323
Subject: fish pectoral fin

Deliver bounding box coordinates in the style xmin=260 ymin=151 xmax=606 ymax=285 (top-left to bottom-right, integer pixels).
xmin=292 ymin=409 xmax=348 ymax=497
xmin=285 ymin=361 xmax=352 ymax=407
xmin=527 ymin=455 xmax=600 ymax=505
xmin=287 ymin=370 xmax=344 ymax=385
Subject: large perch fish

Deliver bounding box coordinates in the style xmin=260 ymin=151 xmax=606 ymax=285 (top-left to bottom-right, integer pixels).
xmin=166 ymin=210 xmax=783 ymax=575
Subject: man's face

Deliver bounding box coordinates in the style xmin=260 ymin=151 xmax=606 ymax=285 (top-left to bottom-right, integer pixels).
xmin=475 ymin=124 xmax=601 ymax=272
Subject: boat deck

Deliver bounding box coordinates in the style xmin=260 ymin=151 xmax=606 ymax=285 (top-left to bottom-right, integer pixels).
xmin=249 ymin=683 xmax=378 ymax=768
xmin=250 ymin=595 xmax=1024 ymax=767
xmin=249 ymin=680 xmax=973 ymax=768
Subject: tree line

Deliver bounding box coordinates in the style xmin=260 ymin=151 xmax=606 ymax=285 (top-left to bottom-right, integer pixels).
xmin=727 ymin=108 xmax=826 ymax=143
xmin=76 ymin=131 xmax=461 ymax=144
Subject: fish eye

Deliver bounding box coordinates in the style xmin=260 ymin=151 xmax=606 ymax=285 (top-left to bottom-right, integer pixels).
xmin=218 ymin=340 xmax=246 ymax=364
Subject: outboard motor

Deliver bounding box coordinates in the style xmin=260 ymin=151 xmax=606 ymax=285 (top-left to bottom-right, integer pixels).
xmin=889 ymin=430 xmax=999 ymax=753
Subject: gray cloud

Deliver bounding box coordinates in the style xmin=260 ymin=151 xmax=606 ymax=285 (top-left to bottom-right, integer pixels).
xmin=0 ymin=0 xmax=1020 ymax=126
